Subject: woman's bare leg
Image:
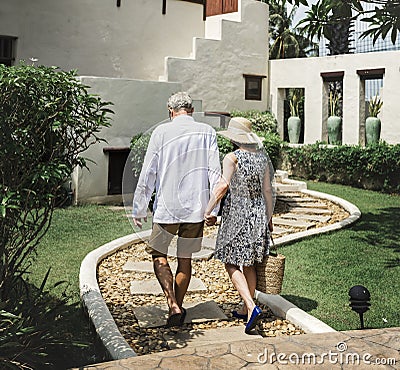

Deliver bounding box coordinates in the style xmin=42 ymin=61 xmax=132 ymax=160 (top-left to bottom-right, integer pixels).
xmin=243 ymin=265 xmax=257 ymax=300
xmin=225 ymin=263 xmax=256 ymax=319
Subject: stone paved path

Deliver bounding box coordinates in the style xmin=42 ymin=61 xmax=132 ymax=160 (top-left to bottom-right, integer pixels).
xmin=88 ymin=174 xmax=367 ymax=368
xmin=78 ymin=327 xmax=400 ymax=369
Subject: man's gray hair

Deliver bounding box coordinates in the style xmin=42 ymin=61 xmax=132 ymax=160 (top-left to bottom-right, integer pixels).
xmin=167 ymin=92 xmax=193 ymax=112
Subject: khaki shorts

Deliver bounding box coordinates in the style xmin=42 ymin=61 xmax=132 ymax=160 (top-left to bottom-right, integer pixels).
xmin=146 ymin=222 xmax=204 ymax=258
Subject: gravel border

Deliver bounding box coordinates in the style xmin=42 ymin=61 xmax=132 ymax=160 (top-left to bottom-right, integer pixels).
xmin=79 ymin=176 xmax=361 ymax=360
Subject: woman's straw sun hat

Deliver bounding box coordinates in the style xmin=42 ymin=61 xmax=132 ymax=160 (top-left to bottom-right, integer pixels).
xmin=218 ymin=117 xmax=264 ymax=145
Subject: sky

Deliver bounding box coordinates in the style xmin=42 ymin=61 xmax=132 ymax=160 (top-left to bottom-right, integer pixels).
xmin=288 ymin=0 xmax=318 ymax=27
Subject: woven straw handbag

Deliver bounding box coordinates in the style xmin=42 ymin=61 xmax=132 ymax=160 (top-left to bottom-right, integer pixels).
xmin=255 ymin=236 xmax=285 ymax=294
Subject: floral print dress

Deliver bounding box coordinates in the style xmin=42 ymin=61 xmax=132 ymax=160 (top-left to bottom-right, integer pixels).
xmin=214 ymin=149 xmax=271 ymax=266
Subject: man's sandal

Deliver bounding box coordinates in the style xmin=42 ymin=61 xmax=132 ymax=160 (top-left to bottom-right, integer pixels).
xmin=166 ymin=312 xmax=183 ymax=327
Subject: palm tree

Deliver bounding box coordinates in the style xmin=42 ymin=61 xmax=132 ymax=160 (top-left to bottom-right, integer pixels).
xmin=297 ymin=0 xmax=355 ymax=55
xmin=264 ymin=0 xmax=318 ymax=59
xmin=293 ymin=0 xmax=400 ymax=47
xmin=361 ymin=0 xmax=400 ymax=45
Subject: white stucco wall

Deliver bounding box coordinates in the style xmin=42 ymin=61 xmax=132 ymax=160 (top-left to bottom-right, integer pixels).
xmin=165 ymin=0 xmax=269 ymax=112
xmin=2 ymin=0 xmax=272 ymax=203
xmin=1 ymin=0 xmax=204 ymax=80
xmin=72 ymin=77 xmax=181 ymax=203
xmin=269 ymin=51 xmax=400 ymax=145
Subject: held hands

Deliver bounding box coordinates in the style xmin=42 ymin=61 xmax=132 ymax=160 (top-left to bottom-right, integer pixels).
xmin=204 ymin=213 xmax=217 ymax=226
xmin=133 ymin=217 xmax=147 ymax=229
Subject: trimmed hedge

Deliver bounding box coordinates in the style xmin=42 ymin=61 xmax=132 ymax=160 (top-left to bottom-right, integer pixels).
xmin=281 ymin=142 xmax=400 ymax=193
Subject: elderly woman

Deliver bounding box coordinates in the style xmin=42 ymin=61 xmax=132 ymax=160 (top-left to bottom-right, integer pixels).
xmin=204 ymin=117 xmax=275 ymax=334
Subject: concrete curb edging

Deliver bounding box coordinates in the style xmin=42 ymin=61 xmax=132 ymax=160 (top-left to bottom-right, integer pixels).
xmin=252 ymin=177 xmax=361 ymax=334
xmin=79 ymin=175 xmax=361 ymax=360
xmin=79 ymin=229 xmax=151 ymax=360
xmin=254 ymin=292 xmax=336 ymax=333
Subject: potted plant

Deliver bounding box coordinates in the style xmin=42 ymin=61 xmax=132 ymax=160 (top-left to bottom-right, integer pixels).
xmin=327 ymin=90 xmax=342 ymax=145
xmin=365 ymin=95 xmax=383 ymax=145
xmin=287 ymin=89 xmax=301 ymax=144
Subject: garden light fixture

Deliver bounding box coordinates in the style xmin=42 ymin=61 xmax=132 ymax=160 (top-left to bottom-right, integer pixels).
xmin=349 ymin=285 xmax=371 ymax=329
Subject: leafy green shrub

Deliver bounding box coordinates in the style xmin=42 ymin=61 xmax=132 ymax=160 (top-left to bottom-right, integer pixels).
xmin=216 ymin=132 xmax=235 ymax=162
xmin=0 ymin=270 xmax=87 ymax=369
xmin=0 ymin=63 xmax=112 ymax=368
xmin=130 ymin=119 xmax=283 ymax=176
xmin=258 ymin=132 xmax=283 ymax=170
xmin=130 ymin=132 xmax=152 ymax=178
xmin=282 ymin=142 xmax=400 ymax=193
xmin=230 ymin=109 xmax=278 ymax=133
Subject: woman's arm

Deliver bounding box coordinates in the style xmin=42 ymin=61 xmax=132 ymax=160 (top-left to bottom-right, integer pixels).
xmin=204 ymin=152 xmax=237 ymax=222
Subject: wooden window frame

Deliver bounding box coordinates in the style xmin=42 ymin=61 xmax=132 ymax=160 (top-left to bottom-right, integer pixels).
xmin=103 ymin=147 xmax=131 ymax=195
xmin=320 ymin=71 xmax=344 ymax=82
xmin=180 ymin=0 xmax=203 ymax=4
xmin=356 ymin=68 xmax=385 ymax=81
xmin=163 ymin=0 xmax=206 ymax=20
xmin=243 ymin=74 xmax=266 ymax=101
xmin=0 ymin=35 xmax=17 ymax=66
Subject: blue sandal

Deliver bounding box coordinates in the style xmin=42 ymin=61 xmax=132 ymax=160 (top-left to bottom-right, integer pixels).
xmin=245 ymin=306 xmax=263 ymax=334
xmin=232 ymin=310 xmax=247 ymax=321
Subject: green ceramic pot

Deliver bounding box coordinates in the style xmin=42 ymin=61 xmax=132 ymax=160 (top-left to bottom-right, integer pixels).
xmin=327 ymin=116 xmax=342 ymax=145
xmin=288 ymin=116 xmax=301 ymax=144
xmin=365 ymin=117 xmax=381 ymax=145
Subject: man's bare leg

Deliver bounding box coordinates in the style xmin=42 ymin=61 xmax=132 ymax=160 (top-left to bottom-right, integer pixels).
xmin=174 ymin=257 xmax=192 ymax=308
xmin=153 ymin=256 xmax=181 ymax=316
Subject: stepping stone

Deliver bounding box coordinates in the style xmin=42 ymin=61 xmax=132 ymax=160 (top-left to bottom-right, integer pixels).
xmin=133 ymin=300 xmax=227 ymax=328
xmin=289 ymin=207 xmax=332 ymax=215
xmin=273 ymin=217 xmax=315 ymax=229
xmin=130 ymin=277 xmax=207 ymax=295
xmin=280 ymin=213 xmax=331 ymax=223
xmin=123 ymin=261 xmax=195 ymax=275
xmin=287 ymin=202 xmax=329 ymax=209
xmin=277 ymin=192 xmax=302 ymax=197
xmin=143 ymin=236 xmax=215 ymax=260
xmin=277 ymin=196 xmax=316 ymax=203
xmin=275 ymin=184 xmax=305 ymax=192
xmin=201 ymin=237 xmax=216 ymax=249
xmin=271 ymin=226 xmax=291 ymax=236
xmin=167 ymin=246 xmax=215 ymax=260
xmin=165 ymin=325 xmax=262 ymax=349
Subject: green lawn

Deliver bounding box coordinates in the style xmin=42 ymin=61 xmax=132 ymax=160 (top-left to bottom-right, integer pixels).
xmin=28 ymin=184 xmax=400 ymax=366
xmin=27 ymin=204 xmax=143 ymax=368
xmin=280 ymin=181 xmax=400 ymax=331
xmin=28 ymin=205 xmax=139 ymax=301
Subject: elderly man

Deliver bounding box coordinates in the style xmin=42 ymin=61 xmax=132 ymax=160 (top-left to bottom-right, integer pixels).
xmin=132 ymin=92 xmax=221 ymax=327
